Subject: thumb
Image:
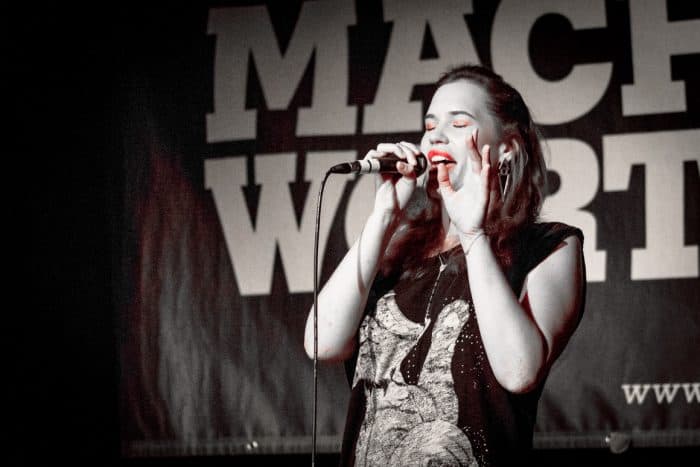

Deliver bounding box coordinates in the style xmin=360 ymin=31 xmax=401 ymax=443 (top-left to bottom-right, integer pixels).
xmin=436 ymin=162 xmax=455 ymax=196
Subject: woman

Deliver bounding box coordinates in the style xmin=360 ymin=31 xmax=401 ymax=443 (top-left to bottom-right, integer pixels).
xmin=304 ymin=64 xmax=586 ymax=466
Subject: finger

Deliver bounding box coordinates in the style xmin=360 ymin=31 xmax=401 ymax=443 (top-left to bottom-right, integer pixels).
xmin=388 ymin=142 xmax=420 ymax=176
xmin=399 ymin=141 xmax=421 ymax=167
xmin=396 ymin=142 xmax=417 ymax=168
xmin=480 ymin=144 xmax=491 ymax=196
xmin=481 ymin=144 xmax=491 ymax=170
xmin=395 ymin=159 xmax=412 ymax=177
xmin=372 ymin=142 xmax=419 ymax=176
xmin=436 ymin=161 xmax=455 ymax=196
xmin=467 ymin=127 xmax=482 ymax=174
xmin=363 ymin=149 xmax=381 ymax=161
xmin=399 ymin=141 xmax=420 ymax=154
xmin=376 ymin=143 xmax=399 ymax=155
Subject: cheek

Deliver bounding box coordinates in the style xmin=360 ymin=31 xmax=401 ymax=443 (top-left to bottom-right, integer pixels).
xmin=419 ymin=134 xmax=430 ymax=155
xmin=476 ymin=128 xmax=501 ymax=164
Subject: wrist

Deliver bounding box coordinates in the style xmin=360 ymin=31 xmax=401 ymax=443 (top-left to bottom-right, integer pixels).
xmin=459 ymin=229 xmax=486 ymax=256
xmin=459 ymin=227 xmax=484 ymax=238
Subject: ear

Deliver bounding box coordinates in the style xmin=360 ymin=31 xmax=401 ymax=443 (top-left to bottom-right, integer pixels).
xmin=497 ymin=137 xmax=519 ymax=165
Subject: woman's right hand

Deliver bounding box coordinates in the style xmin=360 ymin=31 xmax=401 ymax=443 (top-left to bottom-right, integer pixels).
xmin=366 ymin=141 xmax=422 ymax=216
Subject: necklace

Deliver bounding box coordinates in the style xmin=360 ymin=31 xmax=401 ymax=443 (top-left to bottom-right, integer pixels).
xmin=424 ymin=253 xmax=447 ymax=326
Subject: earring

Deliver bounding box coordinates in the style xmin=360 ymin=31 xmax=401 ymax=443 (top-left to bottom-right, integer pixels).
xmin=498 ymin=159 xmax=511 ymax=200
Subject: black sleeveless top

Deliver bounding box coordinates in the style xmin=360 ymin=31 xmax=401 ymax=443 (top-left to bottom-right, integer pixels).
xmin=340 ymin=222 xmax=584 ymax=466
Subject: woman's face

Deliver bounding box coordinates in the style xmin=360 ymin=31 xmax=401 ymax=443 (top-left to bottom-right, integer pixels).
xmin=420 ymin=79 xmax=500 ymax=190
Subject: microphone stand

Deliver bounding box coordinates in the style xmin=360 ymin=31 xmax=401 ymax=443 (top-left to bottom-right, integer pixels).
xmin=311 ymin=169 xmax=332 ymax=467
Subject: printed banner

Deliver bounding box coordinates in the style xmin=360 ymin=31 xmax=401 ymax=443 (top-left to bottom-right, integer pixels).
xmin=117 ymin=0 xmax=700 ymax=456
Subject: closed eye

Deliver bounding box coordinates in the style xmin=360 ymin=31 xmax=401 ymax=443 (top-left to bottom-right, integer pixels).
xmin=453 ymin=119 xmax=470 ymax=128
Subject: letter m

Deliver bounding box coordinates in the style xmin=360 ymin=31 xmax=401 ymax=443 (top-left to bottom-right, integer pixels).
xmin=206 ymin=1 xmax=356 ymax=142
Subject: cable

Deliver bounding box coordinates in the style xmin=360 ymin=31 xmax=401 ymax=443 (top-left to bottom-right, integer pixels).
xmin=312 ymin=169 xmax=332 ymax=467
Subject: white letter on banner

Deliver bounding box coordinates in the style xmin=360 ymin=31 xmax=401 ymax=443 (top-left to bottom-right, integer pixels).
xmin=604 ymin=130 xmax=700 ymax=280
xmin=491 ymin=0 xmax=612 ymax=124
xmin=206 ymin=1 xmax=356 ymax=142
xmin=541 ymin=139 xmax=606 ymax=282
xmin=205 ymin=152 xmax=351 ymax=295
xmin=362 ymin=0 xmax=480 ymax=133
xmin=622 ymin=0 xmax=700 ymax=116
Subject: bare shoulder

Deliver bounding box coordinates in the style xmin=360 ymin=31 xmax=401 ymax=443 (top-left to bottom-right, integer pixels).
xmin=525 ymin=233 xmax=583 ymax=281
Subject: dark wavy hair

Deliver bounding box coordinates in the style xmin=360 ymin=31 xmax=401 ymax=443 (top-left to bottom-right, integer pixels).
xmin=381 ymin=64 xmax=548 ymax=277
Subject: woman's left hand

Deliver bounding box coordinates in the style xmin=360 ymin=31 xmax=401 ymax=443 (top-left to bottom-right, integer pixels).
xmin=437 ymin=128 xmax=492 ymax=235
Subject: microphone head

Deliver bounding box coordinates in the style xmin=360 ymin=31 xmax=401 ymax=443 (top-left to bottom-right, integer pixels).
xmin=413 ymin=153 xmax=428 ymax=176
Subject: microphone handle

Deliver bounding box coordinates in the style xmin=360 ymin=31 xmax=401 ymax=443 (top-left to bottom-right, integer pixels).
xmin=330 ymin=154 xmax=427 ymax=175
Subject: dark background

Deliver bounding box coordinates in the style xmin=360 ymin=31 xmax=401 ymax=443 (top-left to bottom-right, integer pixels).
xmin=14 ymin=3 xmax=697 ymax=466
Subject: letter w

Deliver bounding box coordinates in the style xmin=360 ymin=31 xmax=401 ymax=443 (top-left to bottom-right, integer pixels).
xmin=682 ymin=383 xmax=700 ymax=403
xmin=621 ymin=384 xmax=650 ymax=404
xmin=652 ymin=383 xmax=681 ymax=403
xmin=205 ymin=151 xmax=351 ymax=295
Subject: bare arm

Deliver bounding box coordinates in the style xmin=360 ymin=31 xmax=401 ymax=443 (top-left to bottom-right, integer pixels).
xmin=303 ymin=209 xmax=393 ymax=361
xmin=464 ymin=232 xmax=584 ymax=393
xmin=303 ymin=142 xmax=422 ymax=361
xmin=437 ymin=129 xmax=585 ymax=393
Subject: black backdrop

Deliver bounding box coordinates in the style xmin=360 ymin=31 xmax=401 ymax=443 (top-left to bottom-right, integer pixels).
xmin=16 ymin=1 xmax=699 ymax=466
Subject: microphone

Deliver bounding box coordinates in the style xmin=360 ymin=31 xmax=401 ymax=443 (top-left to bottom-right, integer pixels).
xmin=330 ymin=153 xmax=428 ymax=176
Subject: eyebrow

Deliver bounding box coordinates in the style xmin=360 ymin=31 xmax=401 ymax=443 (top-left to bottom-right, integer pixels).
xmin=424 ymin=110 xmax=477 ymax=120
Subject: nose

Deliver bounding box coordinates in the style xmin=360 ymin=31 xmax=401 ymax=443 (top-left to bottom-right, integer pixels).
xmin=428 ymin=123 xmax=448 ymax=145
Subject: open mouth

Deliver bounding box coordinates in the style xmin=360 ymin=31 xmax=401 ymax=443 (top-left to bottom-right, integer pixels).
xmin=428 ymin=149 xmax=456 ymax=166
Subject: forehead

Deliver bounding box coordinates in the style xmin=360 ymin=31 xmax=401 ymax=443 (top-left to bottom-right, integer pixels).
xmin=426 ymin=79 xmax=490 ymax=118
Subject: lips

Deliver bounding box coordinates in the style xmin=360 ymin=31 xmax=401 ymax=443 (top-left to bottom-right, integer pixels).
xmin=427 ymin=149 xmax=455 ymax=165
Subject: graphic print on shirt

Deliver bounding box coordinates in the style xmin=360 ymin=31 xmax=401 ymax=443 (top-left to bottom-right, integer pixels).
xmin=352 ymin=291 xmax=479 ymax=466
